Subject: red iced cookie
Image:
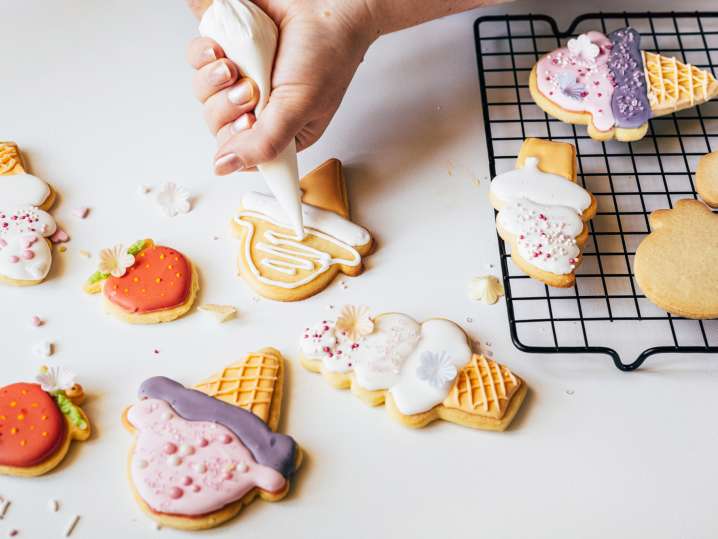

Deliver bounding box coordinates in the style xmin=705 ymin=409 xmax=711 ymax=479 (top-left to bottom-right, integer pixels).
xmin=104 ymin=245 xmax=191 ymax=314
xmin=0 ymin=383 xmax=66 ymax=468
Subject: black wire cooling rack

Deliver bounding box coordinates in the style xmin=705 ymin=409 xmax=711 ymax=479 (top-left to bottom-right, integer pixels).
xmin=475 ymin=11 xmax=718 ymax=370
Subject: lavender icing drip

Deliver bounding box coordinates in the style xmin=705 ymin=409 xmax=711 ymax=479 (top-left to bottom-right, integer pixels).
xmin=139 ymin=377 xmax=297 ymax=478
xmin=607 ymin=27 xmax=651 ymax=128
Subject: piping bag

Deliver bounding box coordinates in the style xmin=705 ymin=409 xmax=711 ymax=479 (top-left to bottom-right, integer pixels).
xmin=200 ymin=0 xmax=305 ymax=238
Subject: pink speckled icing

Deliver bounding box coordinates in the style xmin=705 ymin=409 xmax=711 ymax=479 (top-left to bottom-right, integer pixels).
xmin=127 ymin=399 xmax=286 ymax=516
xmin=536 ymin=31 xmax=616 ymax=132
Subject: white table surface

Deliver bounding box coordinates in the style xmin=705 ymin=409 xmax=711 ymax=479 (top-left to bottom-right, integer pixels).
xmin=2 ymin=1 xmax=718 ymax=537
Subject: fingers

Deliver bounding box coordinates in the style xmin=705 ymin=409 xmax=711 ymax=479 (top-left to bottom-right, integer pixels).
xmin=213 ymin=95 xmax=305 ymax=175
xmin=187 ymin=36 xmax=224 ymax=69
xmin=186 ymin=0 xmax=212 ymax=19
xmin=192 ymin=58 xmax=240 ymax=103
xmin=203 ymin=79 xmax=258 ymax=135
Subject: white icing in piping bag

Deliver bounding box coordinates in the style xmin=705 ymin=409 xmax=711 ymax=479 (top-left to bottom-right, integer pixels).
xmin=200 ymin=0 xmax=305 ymax=238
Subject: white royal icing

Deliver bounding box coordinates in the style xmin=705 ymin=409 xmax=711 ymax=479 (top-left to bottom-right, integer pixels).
xmin=300 ymin=314 xmax=472 ymax=415
xmin=0 ymin=173 xmax=51 ymax=207
xmin=490 ymin=157 xmax=590 ymax=275
xmin=236 ymin=192 xmax=370 ymax=290
xmin=0 ymin=167 xmax=56 ymax=283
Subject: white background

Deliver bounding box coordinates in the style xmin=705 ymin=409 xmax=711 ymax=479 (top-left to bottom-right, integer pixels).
xmin=2 ymin=1 xmax=718 ymax=538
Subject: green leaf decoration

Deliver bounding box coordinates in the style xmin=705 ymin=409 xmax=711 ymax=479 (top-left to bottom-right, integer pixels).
xmin=127 ymin=239 xmax=147 ymax=256
xmin=87 ymin=270 xmax=109 ymax=284
xmin=53 ymin=392 xmax=88 ymax=430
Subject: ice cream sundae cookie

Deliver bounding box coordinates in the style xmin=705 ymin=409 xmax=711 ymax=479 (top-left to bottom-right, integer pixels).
xmin=83 ymin=239 xmax=199 ymax=324
xmin=0 ymin=367 xmax=91 ymax=477
xmin=634 ymin=199 xmax=718 ymax=319
xmin=299 ymin=305 xmax=526 ymax=431
xmin=489 ymin=138 xmax=597 ymax=288
xmin=530 ymin=27 xmax=718 ymax=141
xmin=696 ymin=151 xmax=718 ymax=208
xmin=232 ymin=159 xmax=374 ymax=301
xmin=0 ymin=142 xmax=59 ymax=286
xmin=122 ymin=348 xmax=301 ymax=531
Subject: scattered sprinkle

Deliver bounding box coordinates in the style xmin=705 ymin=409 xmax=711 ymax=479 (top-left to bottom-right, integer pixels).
xmin=72 ymin=207 xmax=90 ymax=219
xmin=0 ymin=497 xmax=10 ymax=519
xmin=50 ymin=228 xmax=70 ymax=244
xmin=153 ymin=349 xmax=160 ymax=355
xmin=58 ymin=245 xmax=67 ymax=253
xmin=327 ymin=304 xmax=335 ymax=310
xmin=251 ymin=296 xmax=260 ymax=303
xmin=33 ymin=340 xmax=53 ymax=359
xmin=49 ymin=499 xmax=59 ymax=512
xmin=8 ymin=530 xmax=18 ymax=537
xmin=31 ymin=315 xmax=44 ymax=327
xmin=64 ymin=515 xmax=80 ymax=537
xmin=138 ymin=184 xmax=151 ymax=196
xmin=79 ymin=250 xmax=91 ymax=259
xmin=154 ymin=522 xmax=162 ymax=531
xmin=565 ymin=389 xmax=575 ymax=396
xmin=213 ymin=236 xmax=220 ymax=241
xmin=198 ymin=304 xmax=237 ymax=323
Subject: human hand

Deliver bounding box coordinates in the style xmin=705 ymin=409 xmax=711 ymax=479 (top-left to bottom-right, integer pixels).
xmin=187 ymin=0 xmax=375 ymax=175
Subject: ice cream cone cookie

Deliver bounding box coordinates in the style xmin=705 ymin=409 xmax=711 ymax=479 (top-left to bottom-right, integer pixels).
xmin=232 ymin=159 xmax=374 ymax=301
xmin=530 ymin=28 xmax=718 ymax=141
xmin=489 ymin=138 xmax=597 ymax=288
xmin=122 ymin=348 xmax=301 ymax=531
xmin=0 ymin=367 xmax=91 ymax=478
xmin=299 ymin=306 xmax=527 ymax=431
xmin=0 ymin=142 xmax=59 ymax=286
xmin=696 ymin=151 xmax=718 ymax=208
xmin=635 ymin=199 xmax=718 ymax=319
xmin=83 ymin=239 xmax=199 ymax=324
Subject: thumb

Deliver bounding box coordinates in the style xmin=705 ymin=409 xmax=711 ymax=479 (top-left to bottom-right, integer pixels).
xmin=187 ymin=0 xmax=212 ymax=19
xmin=213 ymin=92 xmax=304 ymax=175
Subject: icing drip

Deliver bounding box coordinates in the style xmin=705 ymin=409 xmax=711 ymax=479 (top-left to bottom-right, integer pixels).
xmin=490 ymin=157 xmax=590 ymax=275
xmin=138 ymin=377 xmax=297 ymax=478
xmin=300 ymin=313 xmax=472 ymax=415
xmin=607 ymin=28 xmax=651 ymax=128
xmin=536 ymin=31 xmax=616 ymax=131
xmin=127 ymin=398 xmax=286 ymax=516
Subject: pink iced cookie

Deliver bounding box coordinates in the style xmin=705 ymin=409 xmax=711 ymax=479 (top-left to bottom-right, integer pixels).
xmin=126 ymin=398 xmax=286 ymax=516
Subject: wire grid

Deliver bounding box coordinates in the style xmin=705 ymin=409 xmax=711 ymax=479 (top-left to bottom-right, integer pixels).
xmin=474 ymin=12 xmax=718 ymax=370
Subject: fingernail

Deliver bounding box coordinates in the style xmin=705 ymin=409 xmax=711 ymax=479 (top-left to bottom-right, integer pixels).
xmin=209 ymin=63 xmax=231 ymax=86
xmin=227 ymin=81 xmax=253 ymax=105
xmin=231 ymin=114 xmax=252 ymax=133
xmin=215 ymin=153 xmax=242 ymax=174
xmin=201 ymin=47 xmax=217 ymax=63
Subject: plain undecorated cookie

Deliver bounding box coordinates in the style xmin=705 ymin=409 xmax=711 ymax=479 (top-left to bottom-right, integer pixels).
xmin=696 ymin=151 xmax=718 ymax=208
xmin=634 ymin=199 xmax=718 ymax=319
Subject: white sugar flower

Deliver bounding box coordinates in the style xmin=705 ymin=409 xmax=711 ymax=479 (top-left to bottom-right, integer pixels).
xmin=468 ymin=275 xmax=505 ymax=305
xmin=36 ymin=366 xmax=76 ymax=392
xmin=98 ymin=244 xmax=135 ymax=278
xmin=335 ymin=305 xmax=374 ymax=341
xmin=156 ymin=182 xmax=191 ymax=217
xmin=416 ymin=351 xmax=457 ymax=389
xmin=567 ymin=33 xmax=599 ymax=60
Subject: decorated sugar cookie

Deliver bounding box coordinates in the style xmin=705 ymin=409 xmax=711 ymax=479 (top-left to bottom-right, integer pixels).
xmin=530 ymin=27 xmax=718 ymax=141
xmin=0 ymin=142 xmax=59 ymax=286
xmin=84 ymin=239 xmax=199 ymax=324
xmin=0 ymin=367 xmax=91 ymax=477
xmin=122 ymin=348 xmax=301 ymax=531
xmin=300 ymin=306 xmax=526 ymax=431
xmin=635 ymin=199 xmax=718 ymax=319
xmin=232 ymin=159 xmax=374 ymax=301
xmin=489 ymin=138 xmax=597 ymax=288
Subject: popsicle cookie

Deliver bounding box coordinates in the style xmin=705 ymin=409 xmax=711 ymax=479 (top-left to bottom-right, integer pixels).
xmin=299 ymin=305 xmax=527 ymax=431
xmin=123 ymin=348 xmax=301 ymax=531
xmin=530 ymin=27 xmax=718 ymax=141
xmin=0 ymin=142 xmax=59 ymax=286
xmin=84 ymin=239 xmax=199 ymax=324
xmin=489 ymin=138 xmax=598 ymax=288
xmin=233 ymin=159 xmax=374 ymax=301
xmin=0 ymin=367 xmax=91 ymax=477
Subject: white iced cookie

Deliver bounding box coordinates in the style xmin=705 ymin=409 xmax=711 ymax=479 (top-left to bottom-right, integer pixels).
xmin=299 ymin=305 xmax=528 ymax=431
xmin=0 ymin=143 xmax=58 ymax=286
